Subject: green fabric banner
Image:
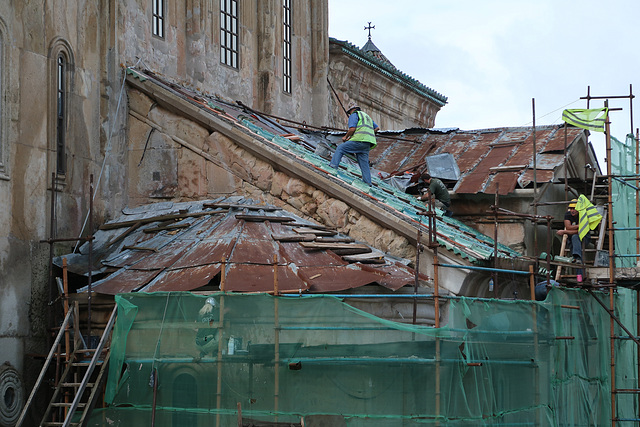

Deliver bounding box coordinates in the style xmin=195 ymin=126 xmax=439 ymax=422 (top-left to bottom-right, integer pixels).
xmin=562 ymin=108 xmax=608 ymax=133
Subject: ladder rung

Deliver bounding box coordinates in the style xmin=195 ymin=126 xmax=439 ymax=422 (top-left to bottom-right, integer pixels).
xmin=51 ymin=402 xmax=86 ymax=408
xmin=71 ymin=361 xmax=103 ymax=367
xmin=42 ymin=423 xmax=79 ymax=426
xmin=61 ymin=382 xmax=95 ymax=388
xmin=75 ymin=348 xmax=109 ymax=354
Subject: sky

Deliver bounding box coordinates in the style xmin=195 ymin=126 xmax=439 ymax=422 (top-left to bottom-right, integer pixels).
xmin=328 ymin=0 xmax=640 ymax=166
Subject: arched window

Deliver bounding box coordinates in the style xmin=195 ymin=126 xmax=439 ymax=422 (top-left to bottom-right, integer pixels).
xmin=282 ymin=0 xmax=292 ymax=94
xmin=0 ymin=19 xmax=7 ymax=179
xmin=48 ymin=38 xmax=73 ymax=179
xmin=172 ymin=372 xmax=197 ymax=425
xmin=56 ymin=53 xmax=67 ymax=175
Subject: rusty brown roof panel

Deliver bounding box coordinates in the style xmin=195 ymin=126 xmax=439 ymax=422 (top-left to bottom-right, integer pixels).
xmin=541 ymin=126 xmax=584 ymax=152
xmin=368 ymin=136 xmax=397 ymax=165
xmin=503 ymin=130 xmax=554 ymax=168
xmin=455 ymin=144 xmax=515 ymax=194
xmin=92 ymin=269 xmax=163 ymax=295
xmin=496 ymin=129 xmax=530 ymax=143
xmin=225 ymin=264 xmax=309 ymax=293
xmin=298 ymin=265 xmax=386 ymax=292
xmin=455 ymin=172 xmax=490 ymax=194
xmin=278 ymin=241 xmax=345 ymax=267
xmin=129 ymin=240 xmax=194 ymax=270
xmin=400 ymin=134 xmax=450 ymax=170
xmin=101 ymin=232 xmax=178 ymax=268
xmin=143 ymin=264 xmax=222 ymax=292
xmin=484 ymin=171 xmax=520 ymax=195
xmin=519 ymin=169 xmax=555 ymax=187
xmin=228 ymin=223 xmax=280 ymax=264
xmin=533 ymin=152 xmax=566 ymax=170
xmin=372 ymin=261 xmax=430 ymax=291
xmin=373 ymin=140 xmax=418 ymax=172
xmin=433 ymin=133 xmax=478 ymax=159
xmin=170 ymin=239 xmax=235 ymax=269
xmin=452 ymin=133 xmax=503 ymax=174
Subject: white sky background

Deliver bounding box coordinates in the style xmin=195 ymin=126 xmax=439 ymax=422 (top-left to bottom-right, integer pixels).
xmin=328 ymin=0 xmax=640 ymax=167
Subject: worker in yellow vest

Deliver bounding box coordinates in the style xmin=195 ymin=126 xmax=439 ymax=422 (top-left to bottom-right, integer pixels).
xmin=556 ymin=198 xmax=591 ymax=282
xmin=330 ymin=101 xmax=379 ymax=185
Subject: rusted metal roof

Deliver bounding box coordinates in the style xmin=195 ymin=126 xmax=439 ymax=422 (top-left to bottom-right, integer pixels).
xmin=123 ymin=68 xmax=524 ymax=264
xmin=56 ymin=199 xmax=430 ymax=295
xmin=371 ymin=126 xmax=588 ymax=195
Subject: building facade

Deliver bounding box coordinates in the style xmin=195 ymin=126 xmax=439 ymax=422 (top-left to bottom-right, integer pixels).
xmin=0 ymin=2 xmax=450 ymax=423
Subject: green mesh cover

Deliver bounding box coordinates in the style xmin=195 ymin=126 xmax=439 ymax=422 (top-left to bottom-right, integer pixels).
xmin=85 ymin=289 xmax=636 ymax=426
xmin=611 ymin=134 xmax=638 ymax=267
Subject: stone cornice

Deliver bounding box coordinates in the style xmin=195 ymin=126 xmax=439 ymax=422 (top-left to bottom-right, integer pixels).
xmin=330 ymin=38 xmax=447 ymax=107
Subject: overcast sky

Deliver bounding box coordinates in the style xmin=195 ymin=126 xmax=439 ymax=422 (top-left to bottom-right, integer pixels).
xmin=328 ymin=0 xmax=640 ymax=165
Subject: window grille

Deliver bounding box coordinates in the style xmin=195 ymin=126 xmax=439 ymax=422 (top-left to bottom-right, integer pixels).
xmin=282 ymin=0 xmax=291 ymax=93
xmin=220 ymin=0 xmax=238 ymax=68
xmin=152 ymin=0 xmax=165 ymax=38
xmin=56 ymin=54 xmax=66 ymax=175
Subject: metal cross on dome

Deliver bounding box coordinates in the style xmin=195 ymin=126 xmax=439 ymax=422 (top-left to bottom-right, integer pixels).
xmin=364 ymin=22 xmax=375 ymax=40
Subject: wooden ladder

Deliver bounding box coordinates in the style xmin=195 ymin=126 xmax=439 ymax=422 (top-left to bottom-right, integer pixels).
xmin=16 ymin=305 xmax=117 ymax=427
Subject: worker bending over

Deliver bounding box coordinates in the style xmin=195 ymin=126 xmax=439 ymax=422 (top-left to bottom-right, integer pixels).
xmin=418 ymin=173 xmax=452 ymax=217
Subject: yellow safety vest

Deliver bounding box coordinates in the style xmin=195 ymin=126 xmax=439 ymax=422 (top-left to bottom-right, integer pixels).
xmin=351 ymin=111 xmax=377 ymax=147
xmin=575 ymin=194 xmax=602 ymax=239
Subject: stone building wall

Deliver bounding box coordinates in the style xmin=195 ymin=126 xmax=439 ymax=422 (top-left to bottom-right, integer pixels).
xmin=0 ymin=1 xmax=331 ymax=418
xmin=120 ymin=0 xmax=329 ymax=127
xmin=328 ymin=41 xmax=444 ymax=130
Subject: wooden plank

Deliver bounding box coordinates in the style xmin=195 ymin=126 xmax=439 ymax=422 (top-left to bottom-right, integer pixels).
xmin=271 ymin=233 xmax=315 ymax=242
xmin=143 ymin=223 xmax=190 ymax=233
xmin=342 ymin=254 xmax=385 ymax=263
xmin=284 ymin=222 xmax=337 ymax=231
xmin=235 ymin=214 xmax=295 ymax=222
xmin=299 ymin=242 xmax=370 ymax=250
xmin=293 ymin=227 xmax=336 ymax=236
xmin=99 ymin=210 xmax=227 ymax=230
xmin=203 ymin=202 xmax=280 ymax=211
xmin=315 ymin=236 xmax=355 ymax=243
xmin=332 ymin=247 xmax=373 ymax=256
xmin=555 ymin=234 xmax=568 ymax=281
xmin=596 ymin=209 xmax=607 ymax=251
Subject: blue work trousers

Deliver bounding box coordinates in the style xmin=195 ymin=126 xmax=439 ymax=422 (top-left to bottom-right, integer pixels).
xmin=570 ymin=233 xmax=591 ymax=276
xmin=330 ymin=140 xmax=372 ymax=185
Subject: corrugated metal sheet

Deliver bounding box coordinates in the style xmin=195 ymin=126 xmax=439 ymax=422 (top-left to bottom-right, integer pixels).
xmin=143 ymin=264 xmax=222 ymax=292
xmin=368 ymin=126 xmax=588 ymax=195
xmin=63 ymin=198 xmax=432 ymax=296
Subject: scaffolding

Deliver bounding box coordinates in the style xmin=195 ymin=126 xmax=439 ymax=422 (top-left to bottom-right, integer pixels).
xmin=21 ymin=86 xmax=640 ymax=426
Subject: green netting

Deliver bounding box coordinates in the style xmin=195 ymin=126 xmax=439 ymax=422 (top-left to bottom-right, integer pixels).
xmin=611 ymin=134 xmax=638 ymax=267
xmin=86 ymin=289 xmax=637 ymax=426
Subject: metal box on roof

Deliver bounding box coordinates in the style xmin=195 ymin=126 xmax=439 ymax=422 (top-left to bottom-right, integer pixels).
xmin=425 ymin=153 xmax=460 ymax=181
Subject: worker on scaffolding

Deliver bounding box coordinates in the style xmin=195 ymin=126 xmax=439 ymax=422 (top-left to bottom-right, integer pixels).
xmin=195 ymin=297 xmax=219 ymax=359
xmin=556 ymin=196 xmax=601 ymax=282
xmin=418 ymin=173 xmax=453 ymax=217
xmin=330 ymin=101 xmax=379 ymax=186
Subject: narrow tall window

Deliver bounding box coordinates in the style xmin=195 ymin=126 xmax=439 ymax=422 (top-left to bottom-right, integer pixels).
xmin=0 ymin=31 xmax=4 ymax=176
xmin=152 ymin=0 xmax=165 ymax=38
xmin=220 ymin=0 xmax=238 ymax=68
xmin=56 ymin=54 xmax=66 ymax=175
xmin=282 ymin=0 xmax=292 ymax=94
